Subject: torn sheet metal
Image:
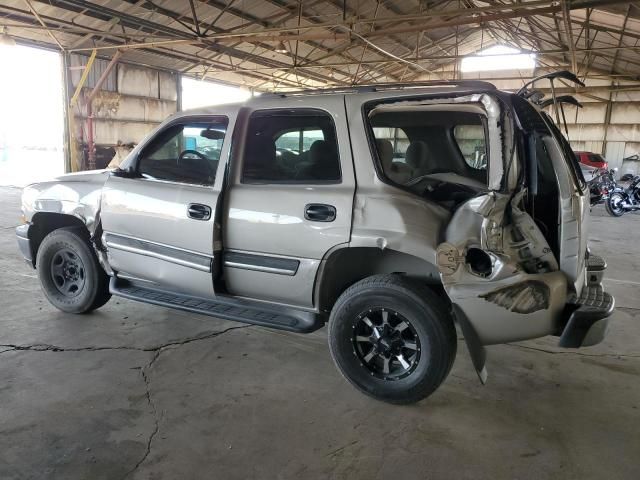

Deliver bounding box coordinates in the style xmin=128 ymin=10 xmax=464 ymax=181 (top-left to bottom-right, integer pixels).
xmin=480 ymin=280 xmax=551 ymax=314
xmin=438 ymin=189 xmax=566 ymax=344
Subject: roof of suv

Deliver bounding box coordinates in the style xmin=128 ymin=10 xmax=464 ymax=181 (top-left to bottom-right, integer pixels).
xmin=253 ymin=80 xmax=496 ymax=98
xmin=180 ymin=80 xmax=500 ymax=117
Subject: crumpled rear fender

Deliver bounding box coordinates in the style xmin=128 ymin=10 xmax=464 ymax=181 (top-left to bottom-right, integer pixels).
xmin=437 ymin=191 xmax=568 ymax=384
xmin=437 ymin=191 xmax=567 ymax=345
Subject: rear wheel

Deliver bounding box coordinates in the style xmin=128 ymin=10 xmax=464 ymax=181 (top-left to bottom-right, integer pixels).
xmin=328 ymin=274 xmax=457 ymax=404
xmin=36 ymin=227 xmax=111 ymax=313
xmin=605 ymin=192 xmax=625 ymax=217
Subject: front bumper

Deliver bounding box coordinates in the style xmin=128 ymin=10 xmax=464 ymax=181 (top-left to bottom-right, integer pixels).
xmin=15 ymin=224 xmax=34 ymax=266
xmin=558 ymin=254 xmax=614 ymax=348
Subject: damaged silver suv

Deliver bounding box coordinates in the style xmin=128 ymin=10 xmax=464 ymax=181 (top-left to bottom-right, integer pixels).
xmin=16 ymin=79 xmax=614 ymax=404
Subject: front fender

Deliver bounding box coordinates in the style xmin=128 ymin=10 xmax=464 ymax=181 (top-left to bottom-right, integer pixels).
xmin=21 ymin=170 xmax=110 ymax=233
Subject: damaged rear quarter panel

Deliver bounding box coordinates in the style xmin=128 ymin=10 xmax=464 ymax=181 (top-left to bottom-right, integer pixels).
xmin=349 ymin=186 xmax=451 ymax=274
xmin=437 ymin=192 xmax=567 ymax=344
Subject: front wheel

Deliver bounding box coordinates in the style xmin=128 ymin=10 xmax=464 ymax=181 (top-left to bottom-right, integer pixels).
xmin=328 ymin=275 xmax=457 ymax=404
xmin=36 ymin=227 xmax=111 ymax=313
xmin=605 ymin=192 xmax=626 ymax=217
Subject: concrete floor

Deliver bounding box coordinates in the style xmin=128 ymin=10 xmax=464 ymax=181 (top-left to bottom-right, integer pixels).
xmin=0 ymin=185 xmax=638 ymax=480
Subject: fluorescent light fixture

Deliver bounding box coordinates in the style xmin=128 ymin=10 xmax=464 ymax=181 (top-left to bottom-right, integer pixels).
xmin=461 ymin=45 xmax=536 ymax=72
xmin=275 ymin=41 xmax=288 ymax=54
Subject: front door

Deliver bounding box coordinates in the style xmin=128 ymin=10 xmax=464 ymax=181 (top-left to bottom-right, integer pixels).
xmin=100 ymin=116 xmax=231 ymax=298
xmin=222 ymin=98 xmax=355 ymax=309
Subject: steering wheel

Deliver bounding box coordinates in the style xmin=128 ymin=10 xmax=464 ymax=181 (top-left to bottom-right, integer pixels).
xmin=178 ymin=150 xmax=208 ymax=163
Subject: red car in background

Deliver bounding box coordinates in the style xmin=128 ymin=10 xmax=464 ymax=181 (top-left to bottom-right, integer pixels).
xmin=575 ymin=151 xmax=609 ymax=169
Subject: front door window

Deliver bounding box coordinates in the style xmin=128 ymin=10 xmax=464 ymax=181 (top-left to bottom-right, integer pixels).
xmin=137 ymin=120 xmax=228 ymax=186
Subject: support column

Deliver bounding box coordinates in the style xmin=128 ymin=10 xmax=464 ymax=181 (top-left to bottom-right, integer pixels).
xmin=176 ymin=72 xmax=182 ymax=112
xmin=60 ymin=51 xmax=72 ymax=173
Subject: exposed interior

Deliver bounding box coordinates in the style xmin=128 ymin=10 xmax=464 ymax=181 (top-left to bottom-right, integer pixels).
xmin=368 ymin=105 xmax=489 ymax=211
xmin=513 ymin=97 xmax=581 ymax=261
xmin=526 ymin=129 xmax=562 ymax=259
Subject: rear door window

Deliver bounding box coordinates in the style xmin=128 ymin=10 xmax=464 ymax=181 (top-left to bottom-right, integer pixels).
xmin=242 ymin=110 xmax=341 ymax=184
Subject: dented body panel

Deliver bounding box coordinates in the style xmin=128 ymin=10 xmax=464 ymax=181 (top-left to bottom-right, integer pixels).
xmin=17 ymin=84 xmax=613 ymax=384
xmin=349 ymin=187 xmax=450 ymax=268
xmin=437 ymin=190 xmax=567 ymax=344
xmin=21 ymin=170 xmax=110 ymax=233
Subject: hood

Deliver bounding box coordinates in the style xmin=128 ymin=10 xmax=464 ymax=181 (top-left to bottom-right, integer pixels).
xmin=49 ymin=169 xmax=112 ymax=183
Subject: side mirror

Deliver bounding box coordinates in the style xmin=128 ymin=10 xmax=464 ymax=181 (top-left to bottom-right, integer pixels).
xmin=111 ymin=166 xmax=139 ymax=178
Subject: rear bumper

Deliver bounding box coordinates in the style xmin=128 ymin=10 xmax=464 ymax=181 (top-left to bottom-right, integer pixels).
xmin=15 ymin=224 xmax=34 ymax=266
xmin=558 ymin=254 xmax=614 ymax=348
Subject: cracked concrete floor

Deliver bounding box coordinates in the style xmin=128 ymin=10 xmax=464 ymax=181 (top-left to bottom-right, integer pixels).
xmin=1 ymin=185 xmax=639 ymax=480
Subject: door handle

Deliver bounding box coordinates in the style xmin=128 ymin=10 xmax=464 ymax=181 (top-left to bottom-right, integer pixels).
xmin=304 ymin=203 xmax=336 ymax=222
xmin=187 ymin=203 xmax=212 ymax=221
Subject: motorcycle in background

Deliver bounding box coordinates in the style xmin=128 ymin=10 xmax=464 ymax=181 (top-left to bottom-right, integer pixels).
xmin=606 ymin=173 xmax=640 ymax=217
xmin=587 ymin=168 xmax=616 ymax=207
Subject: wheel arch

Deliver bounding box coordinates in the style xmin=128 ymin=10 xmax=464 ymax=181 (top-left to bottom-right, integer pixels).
xmin=28 ymin=212 xmax=90 ymax=266
xmin=314 ymin=246 xmax=443 ymax=313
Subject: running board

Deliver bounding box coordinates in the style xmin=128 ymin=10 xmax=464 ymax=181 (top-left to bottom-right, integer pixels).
xmin=109 ymin=277 xmax=325 ymax=333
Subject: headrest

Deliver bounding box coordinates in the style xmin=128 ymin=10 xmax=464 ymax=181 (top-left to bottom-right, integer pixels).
xmin=405 ymin=141 xmax=430 ymax=170
xmin=309 ymin=140 xmax=333 ymax=161
xmin=375 ymin=139 xmax=394 ymax=169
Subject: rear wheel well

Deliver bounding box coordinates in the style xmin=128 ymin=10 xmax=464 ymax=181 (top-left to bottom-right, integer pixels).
xmin=315 ymin=247 xmax=445 ymax=313
xmin=29 ymin=213 xmax=89 ymax=265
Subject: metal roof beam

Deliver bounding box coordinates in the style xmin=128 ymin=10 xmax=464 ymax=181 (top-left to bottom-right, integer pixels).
xmin=42 ymin=0 xmax=341 ymax=86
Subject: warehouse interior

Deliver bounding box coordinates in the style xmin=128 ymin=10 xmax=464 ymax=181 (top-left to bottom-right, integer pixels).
xmin=1 ymin=1 xmax=639 ymax=479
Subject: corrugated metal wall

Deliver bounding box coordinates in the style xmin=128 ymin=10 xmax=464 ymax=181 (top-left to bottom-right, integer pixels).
xmin=69 ymin=54 xmax=178 ymax=148
xmin=70 ymin=55 xmax=117 ymax=91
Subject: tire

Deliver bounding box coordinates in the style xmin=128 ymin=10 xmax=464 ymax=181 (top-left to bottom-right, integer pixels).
xmin=36 ymin=227 xmax=111 ymax=313
xmin=605 ymin=192 xmax=625 ymax=217
xmin=328 ymin=274 xmax=457 ymax=405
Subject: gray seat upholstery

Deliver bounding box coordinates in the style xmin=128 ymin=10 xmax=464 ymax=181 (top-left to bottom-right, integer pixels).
xmin=376 ymin=139 xmax=412 ymax=184
xmin=376 ymin=139 xmax=394 ymax=168
xmin=405 ymin=140 xmax=432 ymax=177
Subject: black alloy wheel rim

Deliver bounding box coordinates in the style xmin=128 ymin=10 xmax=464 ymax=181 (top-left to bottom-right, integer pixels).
xmin=50 ymin=248 xmax=86 ymax=297
xmin=351 ymin=308 xmax=421 ymax=380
